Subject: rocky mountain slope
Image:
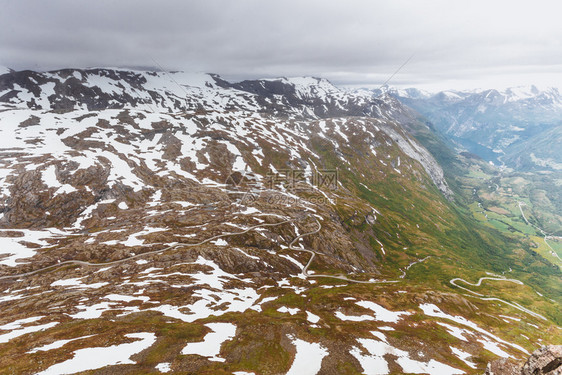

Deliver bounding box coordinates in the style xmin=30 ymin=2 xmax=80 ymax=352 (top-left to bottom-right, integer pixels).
xmin=384 ymin=86 xmax=562 ymax=170
xmin=0 ymin=69 xmax=559 ymax=374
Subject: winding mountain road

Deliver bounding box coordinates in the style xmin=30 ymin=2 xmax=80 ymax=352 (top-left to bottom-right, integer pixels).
xmin=450 ymin=277 xmax=547 ymax=321
xmin=518 ymin=201 xmax=562 ymax=264
xmin=460 ymin=175 xmax=559 ymax=320
xmin=288 ymin=218 xmax=398 ymax=284
xmin=399 ymin=256 xmax=431 ymax=279
xmin=0 ymin=218 xmax=294 ymax=281
xmin=0 ymin=215 xmax=398 ymax=285
xmin=2 ymin=206 xmax=551 ymax=324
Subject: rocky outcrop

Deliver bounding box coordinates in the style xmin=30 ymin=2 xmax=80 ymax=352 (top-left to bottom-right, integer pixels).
xmin=485 ymin=346 xmax=562 ymax=375
xmin=485 ymin=358 xmax=522 ymax=375
xmin=522 ymin=346 xmax=562 ymax=375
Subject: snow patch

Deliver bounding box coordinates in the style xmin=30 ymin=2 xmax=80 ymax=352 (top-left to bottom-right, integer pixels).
xmin=286 ymin=336 xmax=328 ymax=375
xmin=181 ymin=323 xmax=236 ymax=362
xmin=36 ymin=332 xmax=156 ymax=375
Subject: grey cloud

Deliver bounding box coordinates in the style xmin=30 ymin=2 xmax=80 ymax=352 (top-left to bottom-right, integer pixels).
xmin=1 ymin=0 xmax=561 ymax=89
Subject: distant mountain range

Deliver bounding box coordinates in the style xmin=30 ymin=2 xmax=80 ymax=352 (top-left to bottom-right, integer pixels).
xmin=380 ymin=85 xmax=562 ymax=170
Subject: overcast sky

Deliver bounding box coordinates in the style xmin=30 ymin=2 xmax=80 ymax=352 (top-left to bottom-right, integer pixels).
xmin=1 ymin=0 xmax=562 ymax=91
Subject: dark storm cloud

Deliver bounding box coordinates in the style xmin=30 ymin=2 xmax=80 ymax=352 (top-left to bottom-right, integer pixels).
xmin=1 ymin=0 xmax=562 ymax=89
